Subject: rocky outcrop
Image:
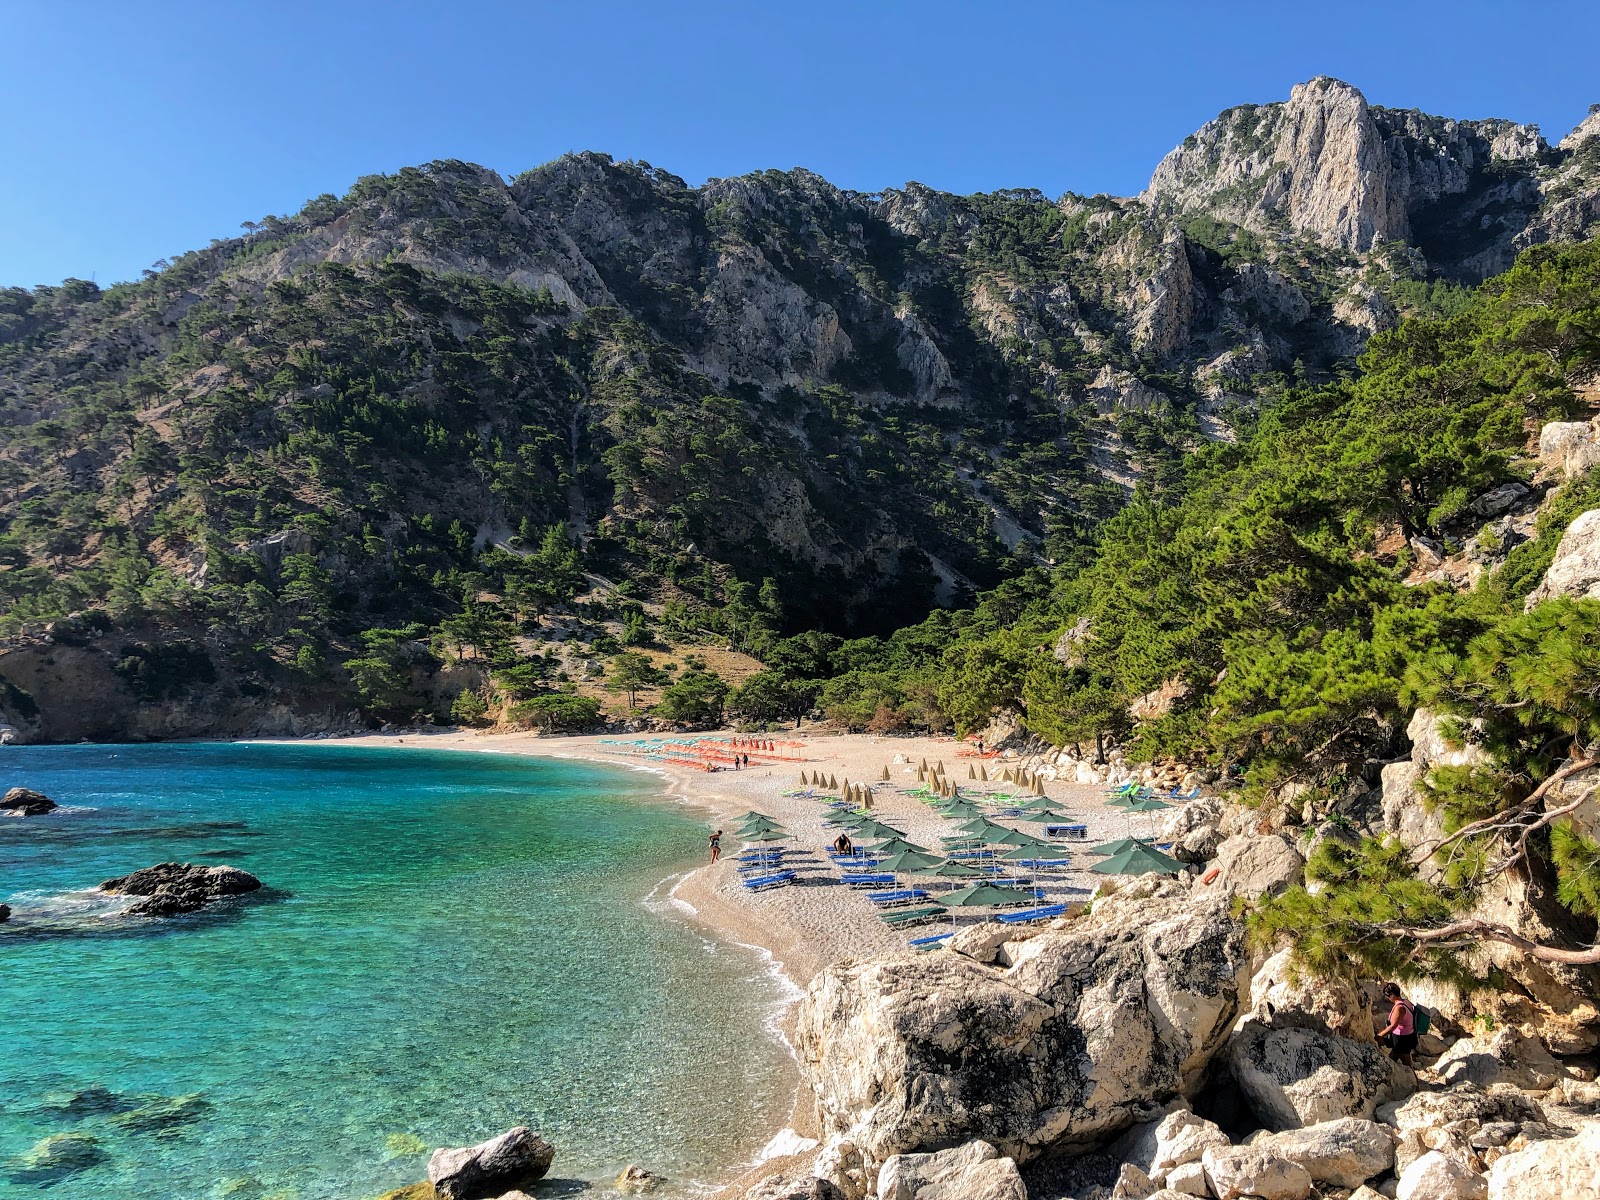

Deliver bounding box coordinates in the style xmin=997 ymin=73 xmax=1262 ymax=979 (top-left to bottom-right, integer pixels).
xmin=1432 ymin=1028 xmax=1563 ymax=1092
xmin=797 ymin=884 xmax=1247 ymax=1181
xmin=615 ymin=1164 xmax=667 ymax=1194
xmin=876 ymin=1140 xmax=1025 ymax=1200
xmin=1 ymin=786 xmax=57 ymax=814
xmin=1228 ymin=1018 xmax=1412 ymax=1130
xmin=1525 ymin=508 xmax=1600 ymax=608
xmin=1484 ymin=1118 xmax=1600 ymax=1200
xmin=1253 ymin=1118 xmax=1395 ymax=1189
xmin=426 ymin=1126 xmax=555 ymax=1200
xmin=1144 ymin=78 xmax=1549 ymax=266
xmin=98 ymin=862 xmax=263 ymax=916
xmin=1398 ymin=1149 xmax=1488 ymax=1200
xmin=1207 ymin=834 xmax=1304 ymax=900
xmin=1249 ymin=947 xmax=1375 ymax=1042
xmin=1200 ymin=1143 xmax=1313 ymax=1200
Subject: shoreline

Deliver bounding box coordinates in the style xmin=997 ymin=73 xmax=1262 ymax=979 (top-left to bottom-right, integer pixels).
xmin=247 ymin=726 xmax=1135 ymax=1193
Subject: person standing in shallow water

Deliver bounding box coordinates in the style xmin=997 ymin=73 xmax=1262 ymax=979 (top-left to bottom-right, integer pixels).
xmin=708 ymin=829 xmax=722 ymax=863
xmin=1377 ymin=981 xmax=1417 ymax=1065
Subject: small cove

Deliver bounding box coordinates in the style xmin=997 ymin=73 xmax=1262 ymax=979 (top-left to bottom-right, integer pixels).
xmin=0 ymin=742 xmax=795 ymax=1199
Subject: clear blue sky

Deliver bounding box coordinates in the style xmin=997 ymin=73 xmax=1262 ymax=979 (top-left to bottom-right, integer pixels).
xmin=4 ymin=0 xmax=1598 ymax=288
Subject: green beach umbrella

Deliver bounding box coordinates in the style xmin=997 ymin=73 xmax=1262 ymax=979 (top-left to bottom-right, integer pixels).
xmin=1085 ymin=836 xmax=1154 ymax=856
xmin=744 ymin=829 xmax=792 ymax=844
xmin=986 ymin=826 xmax=1051 ymax=848
xmin=738 ymin=811 xmax=776 ymax=822
xmin=847 ymin=819 xmax=906 ymax=839
xmin=1104 ymin=794 xmax=1142 ymax=810
xmin=954 ymin=817 xmax=1010 ymax=836
xmin=999 ymin=844 xmax=1070 ymax=863
xmin=936 ymin=801 xmax=985 ymax=818
xmin=1125 ymin=798 xmax=1172 ymax=813
xmin=908 ymin=858 xmax=987 ymax=879
xmin=939 ymin=882 xmax=1036 ymax=908
xmin=1089 ymin=843 xmax=1183 ymax=876
xmin=738 ymin=816 xmax=784 ymax=831
xmin=1016 ymin=806 xmax=1076 ymax=823
xmin=874 ymin=849 xmax=945 ymax=874
xmin=865 ymin=836 xmax=930 ymax=855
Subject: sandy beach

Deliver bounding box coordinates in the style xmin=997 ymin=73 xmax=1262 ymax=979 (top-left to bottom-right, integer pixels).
xmin=268 ymin=727 xmax=1143 ymax=986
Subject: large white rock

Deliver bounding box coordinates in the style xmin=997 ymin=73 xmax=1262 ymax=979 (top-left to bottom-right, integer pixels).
xmin=876 ymin=1139 xmax=1025 ymax=1200
xmin=1433 ymin=1028 xmax=1561 ymax=1092
xmin=1396 ymin=1149 xmax=1487 ymax=1200
xmin=1149 ymin=1110 xmax=1231 ymax=1181
xmin=1537 ymin=420 xmax=1600 ymax=479
xmin=1166 ymin=1160 xmax=1210 ymax=1196
xmin=1249 ymin=948 xmax=1375 ymax=1042
xmin=797 ymin=886 xmax=1247 ymax=1182
xmin=1485 ymin=1118 xmax=1600 ymax=1199
xmin=1208 ymin=834 xmax=1304 ymax=900
xmin=1200 ymin=1144 xmax=1313 ymax=1200
xmin=1229 ymin=1019 xmax=1412 ymax=1130
xmin=1380 ymin=1085 xmax=1546 ymax=1137
xmin=1525 ymin=508 xmax=1600 ymax=609
xmin=1254 ymin=1118 xmax=1395 ymax=1188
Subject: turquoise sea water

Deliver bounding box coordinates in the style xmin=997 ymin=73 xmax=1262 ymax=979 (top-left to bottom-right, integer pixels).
xmin=0 ymin=743 xmax=795 ymax=1199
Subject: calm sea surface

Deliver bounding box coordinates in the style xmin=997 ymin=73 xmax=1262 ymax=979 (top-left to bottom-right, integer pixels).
xmin=0 ymin=742 xmax=794 ymax=1199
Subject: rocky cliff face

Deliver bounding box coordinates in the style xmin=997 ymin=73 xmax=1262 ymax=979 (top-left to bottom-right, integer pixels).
xmin=1144 ymin=76 xmax=1554 ymax=276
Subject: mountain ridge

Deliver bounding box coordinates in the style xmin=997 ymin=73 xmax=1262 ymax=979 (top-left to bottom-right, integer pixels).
xmin=2 ymin=76 xmax=1598 ymax=741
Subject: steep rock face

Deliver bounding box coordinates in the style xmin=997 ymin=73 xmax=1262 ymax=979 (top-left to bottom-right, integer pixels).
xmin=796 ymin=886 xmax=1247 ymax=1181
xmin=1146 ymin=77 xmax=1549 ymax=271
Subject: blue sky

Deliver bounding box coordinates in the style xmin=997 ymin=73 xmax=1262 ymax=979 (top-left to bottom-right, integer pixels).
xmin=4 ymin=0 xmax=1598 ymax=288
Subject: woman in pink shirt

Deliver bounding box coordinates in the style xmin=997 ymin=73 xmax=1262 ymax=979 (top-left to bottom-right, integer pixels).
xmin=1377 ymin=982 xmax=1417 ymax=1065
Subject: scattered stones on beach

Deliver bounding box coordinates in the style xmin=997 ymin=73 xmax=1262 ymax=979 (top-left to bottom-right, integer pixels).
xmin=427 ymin=1126 xmax=555 ymax=1200
xmin=2 ymin=786 xmax=57 ymax=815
xmin=615 ymin=1163 xmax=668 ymax=1193
xmin=97 ymin=862 xmax=263 ymax=916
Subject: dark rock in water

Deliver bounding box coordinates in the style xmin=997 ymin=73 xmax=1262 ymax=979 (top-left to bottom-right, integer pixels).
xmin=428 ymin=1126 xmax=555 ymax=1199
xmin=0 ymin=904 xmax=9 ymax=923
xmin=98 ymin=862 xmax=262 ymax=916
xmin=2 ymin=787 xmax=57 ymax=815
xmin=8 ymin=1131 xmax=109 ymax=1183
xmin=107 ymin=1092 xmax=212 ymax=1136
xmin=42 ymin=1084 xmax=136 ymax=1118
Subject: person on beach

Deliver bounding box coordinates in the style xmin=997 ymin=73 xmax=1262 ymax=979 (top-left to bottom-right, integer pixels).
xmin=708 ymin=830 xmax=722 ymax=863
xmin=832 ymin=832 xmax=853 ymax=856
xmin=1377 ymin=982 xmax=1417 ymax=1065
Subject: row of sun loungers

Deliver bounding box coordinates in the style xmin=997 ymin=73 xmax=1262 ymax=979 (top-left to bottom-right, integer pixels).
xmin=741 ymin=870 xmax=797 ymax=891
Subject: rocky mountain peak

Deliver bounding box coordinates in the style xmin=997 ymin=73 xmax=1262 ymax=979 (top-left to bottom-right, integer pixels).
xmin=1146 ymin=77 xmax=1550 ymax=270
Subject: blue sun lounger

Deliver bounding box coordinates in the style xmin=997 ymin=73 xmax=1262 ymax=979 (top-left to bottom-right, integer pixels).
xmin=742 ymin=870 xmax=797 ymax=891
xmin=840 ymin=872 xmax=896 ymax=889
xmin=909 ymin=930 xmax=953 ymax=950
xmin=1044 ymin=824 xmax=1089 ymax=841
xmin=996 ymin=903 xmax=1068 ymax=925
xmin=866 ymin=888 xmax=930 ymax=908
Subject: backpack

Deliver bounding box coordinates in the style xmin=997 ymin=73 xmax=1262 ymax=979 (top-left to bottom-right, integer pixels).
xmin=1413 ymin=1004 xmax=1432 ymax=1035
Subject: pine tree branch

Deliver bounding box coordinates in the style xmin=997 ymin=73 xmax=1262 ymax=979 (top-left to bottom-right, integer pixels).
xmin=1390 ymin=917 xmax=1600 ymax=965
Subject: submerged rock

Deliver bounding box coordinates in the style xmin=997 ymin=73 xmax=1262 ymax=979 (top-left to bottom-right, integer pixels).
xmin=427 ymin=1126 xmax=554 ymax=1200
xmin=0 ymin=904 xmax=9 ymax=923
xmin=615 ymin=1164 xmax=667 ymax=1194
xmin=98 ymin=862 xmax=262 ymax=916
xmin=9 ymin=1131 xmax=109 ymax=1182
xmin=107 ymin=1092 xmax=212 ymax=1136
xmin=1 ymin=786 xmax=57 ymax=815
xmin=41 ymin=1083 xmax=136 ymax=1118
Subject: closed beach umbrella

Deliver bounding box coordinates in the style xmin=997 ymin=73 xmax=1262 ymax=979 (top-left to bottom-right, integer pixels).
xmin=881 ymin=766 xmax=891 ymax=781
xmin=968 ymin=764 xmax=976 ymax=779
xmin=1085 ymin=836 xmax=1154 ymax=856
xmin=1089 ymin=843 xmax=1183 ymax=876
xmin=939 ymin=882 xmax=1034 ymax=908
xmin=979 ymin=764 xmax=989 ymax=782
